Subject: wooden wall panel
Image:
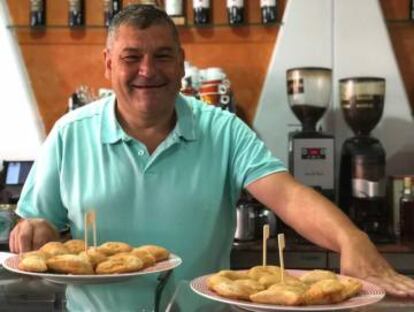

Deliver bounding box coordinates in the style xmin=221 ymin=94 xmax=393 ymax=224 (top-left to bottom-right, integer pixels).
xmin=5 ymin=0 xmax=413 ymax=134
xmin=380 ymin=0 xmax=414 ymax=115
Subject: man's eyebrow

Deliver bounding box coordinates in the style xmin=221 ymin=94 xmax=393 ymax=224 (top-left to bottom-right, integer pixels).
xmin=120 ymin=46 xmax=177 ymax=53
xmin=121 ymin=47 xmax=141 ymax=53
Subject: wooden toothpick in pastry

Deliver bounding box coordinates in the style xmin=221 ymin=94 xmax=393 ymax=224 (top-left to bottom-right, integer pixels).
xmin=262 ymin=224 xmax=269 ymax=266
xmin=84 ymin=209 xmax=97 ymax=251
xmin=278 ymin=233 xmax=286 ymax=283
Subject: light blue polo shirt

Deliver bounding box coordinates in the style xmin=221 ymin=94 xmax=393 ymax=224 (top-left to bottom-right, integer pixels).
xmin=17 ymin=94 xmax=286 ymax=311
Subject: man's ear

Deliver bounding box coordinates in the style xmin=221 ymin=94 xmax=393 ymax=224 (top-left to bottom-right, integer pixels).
xmin=103 ymin=48 xmax=112 ymax=81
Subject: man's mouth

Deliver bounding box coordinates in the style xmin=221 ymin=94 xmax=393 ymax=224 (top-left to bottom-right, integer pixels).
xmin=131 ymin=82 xmax=167 ymax=89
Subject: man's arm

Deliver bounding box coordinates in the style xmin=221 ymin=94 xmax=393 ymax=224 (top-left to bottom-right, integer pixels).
xmin=246 ymin=171 xmax=414 ymax=297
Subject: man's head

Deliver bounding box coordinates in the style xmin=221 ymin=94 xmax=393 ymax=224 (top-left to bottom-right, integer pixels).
xmin=103 ymin=4 xmax=185 ymax=121
xmin=106 ymin=4 xmax=181 ymax=51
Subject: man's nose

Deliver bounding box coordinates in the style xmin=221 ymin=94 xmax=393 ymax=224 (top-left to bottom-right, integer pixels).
xmin=138 ymin=55 xmax=156 ymax=77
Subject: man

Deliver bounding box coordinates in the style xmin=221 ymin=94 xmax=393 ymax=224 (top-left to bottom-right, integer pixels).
xmin=9 ymin=4 xmax=414 ymax=312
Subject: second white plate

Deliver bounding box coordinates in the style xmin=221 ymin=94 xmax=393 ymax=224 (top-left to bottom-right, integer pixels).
xmin=190 ymin=269 xmax=385 ymax=311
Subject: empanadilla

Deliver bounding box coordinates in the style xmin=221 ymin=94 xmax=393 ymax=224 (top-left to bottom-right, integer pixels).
xmin=97 ymin=242 xmax=132 ymax=256
xmin=46 ymin=254 xmax=94 ymax=275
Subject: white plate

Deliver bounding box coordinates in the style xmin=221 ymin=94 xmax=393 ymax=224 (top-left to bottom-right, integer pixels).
xmin=190 ymin=269 xmax=385 ymax=311
xmin=3 ymin=253 xmax=182 ymax=285
xmin=0 ymin=251 xmax=15 ymax=266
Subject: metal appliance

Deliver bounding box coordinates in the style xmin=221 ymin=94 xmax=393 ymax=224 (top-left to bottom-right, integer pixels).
xmin=286 ymin=67 xmax=335 ymax=202
xmin=0 ymin=161 xmax=33 ymax=248
xmin=338 ymin=77 xmax=390 ymax=242
xmin=234 ymin=193 xmax=277 ymax=242
xmin=0 ymin=160 xmax=33 ymax=204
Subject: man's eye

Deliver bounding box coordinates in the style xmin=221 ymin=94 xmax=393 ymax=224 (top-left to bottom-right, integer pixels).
xmin=155 ymin=54 xmax=174 ymax=60
xmin=122 ymin=55 xmax=140 ymax=62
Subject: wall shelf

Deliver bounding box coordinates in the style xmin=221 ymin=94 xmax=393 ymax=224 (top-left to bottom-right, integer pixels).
xmin=6 ymin=21 xmax=282 ymax=30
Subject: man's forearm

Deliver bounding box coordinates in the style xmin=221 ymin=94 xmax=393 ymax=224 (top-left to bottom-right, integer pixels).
xmin=246 ymin=172 xmax=363 ymax=253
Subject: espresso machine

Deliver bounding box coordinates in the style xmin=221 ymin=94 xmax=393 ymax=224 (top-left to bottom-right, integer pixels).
xmin=338 ymin=77 xmax=389 ymax=241
xmin=286 ymin=67 xmax=335 ymax=202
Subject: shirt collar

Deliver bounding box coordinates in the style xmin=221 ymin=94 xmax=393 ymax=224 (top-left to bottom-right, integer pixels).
xmin=101 ymin=93 xmax=197 ymax=144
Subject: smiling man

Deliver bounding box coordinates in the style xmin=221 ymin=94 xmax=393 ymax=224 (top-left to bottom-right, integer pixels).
xmin=10 ymin=4 xmax=414 ymax=312
xmin=104 ymin=14 xmax=185 ymax=154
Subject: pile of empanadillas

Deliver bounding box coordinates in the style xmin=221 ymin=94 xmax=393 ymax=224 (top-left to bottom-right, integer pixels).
xmin=18 ymin=240 xmax=170 ymax=275
xmin=207 ymin=266 xmax=362 ymax=306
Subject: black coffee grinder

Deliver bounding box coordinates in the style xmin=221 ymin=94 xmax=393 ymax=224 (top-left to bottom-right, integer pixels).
xmin=338 ymin=77 xmax=389 ymax=242
xmin=287 ymin=67 xmax=335 ymax=202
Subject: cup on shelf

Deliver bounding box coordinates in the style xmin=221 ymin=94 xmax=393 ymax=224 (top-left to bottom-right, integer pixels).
xmin=199 ymin=67 xmax=231 ymax=106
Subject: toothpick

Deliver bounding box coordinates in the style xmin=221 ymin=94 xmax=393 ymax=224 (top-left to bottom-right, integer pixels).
xmin=90 ymin=210 xmax=97 ymax=248
xmin=262 ymin=225 xmax=269 ymax=266
xmin=86 ymin=210 xmax=97 ymax=248
xmin=84 ymin=212 xmax=88 ymax=252
xmin=278 ymin=233 xmax=286 ymax=283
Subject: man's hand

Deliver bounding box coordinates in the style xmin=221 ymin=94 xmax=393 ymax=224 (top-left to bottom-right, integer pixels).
xmin=9 ymin=218 xmax=60 ymax=253
xmin=340 ymin=231 xmax=414 ymax=298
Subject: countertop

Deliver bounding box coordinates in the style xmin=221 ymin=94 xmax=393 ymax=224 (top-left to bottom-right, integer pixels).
xmin=1 ymin=266 xmax=414 ymax=312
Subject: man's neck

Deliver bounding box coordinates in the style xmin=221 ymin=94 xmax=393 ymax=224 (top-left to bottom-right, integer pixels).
xmin=116 ymin=104 xmax=176 ymax=154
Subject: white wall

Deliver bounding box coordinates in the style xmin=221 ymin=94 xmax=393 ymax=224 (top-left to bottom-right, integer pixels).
xmin=0 ymin=1 xmax=45 ymax=165
xmin=253 ymin=0 xmax=333 ymax=167
xmin=333 ymin=0 xmax=414 ymax=175
xmin=253 ymin=0 xmax=414 ymax=176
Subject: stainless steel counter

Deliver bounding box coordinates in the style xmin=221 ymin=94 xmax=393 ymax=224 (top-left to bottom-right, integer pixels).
xmin=0 ymin=268 xmax=66 ymax=311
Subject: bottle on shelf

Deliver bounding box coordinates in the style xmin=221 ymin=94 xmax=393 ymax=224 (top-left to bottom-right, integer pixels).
xmin=164 ymin=0 xmax=186 ymax=25
xmin=227 ymin=0 xmax=244 ymax=25
xmin=30 ymin=0 xmax=46 ymax=27
xmin=112 ymin=0 xmax=122 ymax=16
xmin=399 ymin=177 xmax=414 ymax=242
xmin=104 ymin=0 xmax=112 ymax=27
xmin=104 ymin=0 xmax=123 ymax=27
xmin=411 ymin=0 xmax=414 ymax=20
xmin=193 ymin=0 xmax=211 ymax=25
xmin=68 ymin=0 xmax=85 ymax=27
xmin=261 ymin=0 xmax=277 ymax=24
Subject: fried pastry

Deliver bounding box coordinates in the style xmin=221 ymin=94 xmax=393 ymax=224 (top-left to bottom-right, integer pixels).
xmin=21 ymin=250 xmax=49 ymax=261
xmin=304 ymin=278 xmax=345 ymax=305
xmin=79 ymin=247 xmax=107 ymax=268
xmin=46 ymin=254 xmax=94 ymax=275
xmin=250 ymin=283 xmax=307 ymax=306
xmin=18 ymin=256 xmax=48 ymax=273
xmin=258 ymin=271 xmax=301 ymax=288
xmin=233 ymin=279 xmax=265 ymax=292
xmin=216 ymin=270 xmax=249 ymax=280
xmin=207 ymin=274 xmax=232 ymax=289
xmin=97 ymin=242 xmax=132 ymax=256
xmin=211 ymin=280 xmax=258 ymax=301
xmin=40 ymin=241 xmax=70 ymax=257
xmin=130 ymin=249 xmax=156 ymax=268
xmin=64 ymin=239 xmax=86 ymax=254
xmin=134 ymin=245 xmax=170 ymax=262
xmin=340 ymin=277 xmax=363 ymax=300
xmin=248 ymin=265 xmax=282 ymax=281
xmin=300 ymin=269 xmax=338 ymax=284
xmin=209 ymin=267 xmax=362 ymax=306
xmin=95 ymin=254 xmax=143 ymax=274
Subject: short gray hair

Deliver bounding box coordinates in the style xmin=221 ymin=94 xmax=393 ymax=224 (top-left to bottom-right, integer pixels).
xmin=106 ymin=4 xmax=181 ymax=50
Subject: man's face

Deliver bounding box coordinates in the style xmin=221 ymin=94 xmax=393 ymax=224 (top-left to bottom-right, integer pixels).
xmin=104 ymin=23 xmax=184 ymax=117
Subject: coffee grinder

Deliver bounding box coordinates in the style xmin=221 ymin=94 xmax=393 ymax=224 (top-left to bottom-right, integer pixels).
xmin=286 ymin=67 xmax=335 ymax=201
xmin=338 ymin=77 xmax=389 ymax=241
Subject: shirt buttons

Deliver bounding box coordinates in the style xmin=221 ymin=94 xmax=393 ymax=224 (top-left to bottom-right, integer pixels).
xmin=138 ymin=150 xmax=144 ymax=156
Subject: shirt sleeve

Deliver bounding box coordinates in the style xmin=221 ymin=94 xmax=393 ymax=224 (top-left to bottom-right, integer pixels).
xmin=229 ymin=116 xmax=287 ymax=193
xmin=16 ymin=123 xmax=69 ymax=231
